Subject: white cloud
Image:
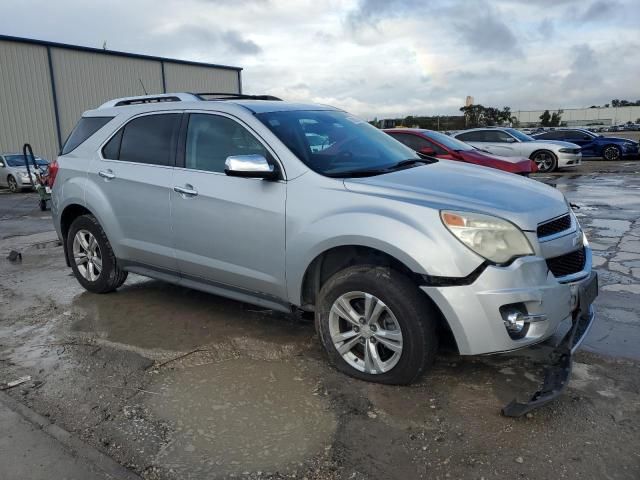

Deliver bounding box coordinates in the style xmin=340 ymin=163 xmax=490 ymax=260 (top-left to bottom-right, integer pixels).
xmin=1 ymin=0 xmax=638 ymax=118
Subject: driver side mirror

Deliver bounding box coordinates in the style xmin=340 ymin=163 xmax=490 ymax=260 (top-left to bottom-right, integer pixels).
xmin=224 ymin=154 xmax=278 ymax=180
xmin=0 ymin=161 xmax=4 ymax=168
xmin=505 ymin=137 xmax=517 ymax=143
xmin=419 ymin=146 xmax=436 ymax=156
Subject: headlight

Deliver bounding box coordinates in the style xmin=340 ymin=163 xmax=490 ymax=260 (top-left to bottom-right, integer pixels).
xmin=441 ymin=211 xmax=534 ymax=264
xmin=559 ymin=147 xmax=577 ymax=153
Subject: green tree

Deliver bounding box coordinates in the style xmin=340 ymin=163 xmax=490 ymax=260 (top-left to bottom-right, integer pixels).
xmin=550 ymin=109 xmax=563 ymax=127
xmin=539 ymin=110 xmax=551 ymax=126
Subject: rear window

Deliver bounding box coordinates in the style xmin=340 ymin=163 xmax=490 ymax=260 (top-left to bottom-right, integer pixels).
xmin=61 ymin=116 xmax=113 ymax=155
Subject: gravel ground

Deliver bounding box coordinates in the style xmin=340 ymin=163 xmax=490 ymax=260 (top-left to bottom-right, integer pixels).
xmin=1 ymin=160 xmax=639 ymax=479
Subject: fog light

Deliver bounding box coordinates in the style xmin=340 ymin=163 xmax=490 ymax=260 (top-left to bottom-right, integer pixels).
xmin=505 ymin=311 xmax=526 ymax=333
xmin=499 ymin=303 xmax=546 ymax=340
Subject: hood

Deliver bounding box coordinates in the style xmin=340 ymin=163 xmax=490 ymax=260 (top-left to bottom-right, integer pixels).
xmin=602 ymin=136 xmax=638 ymax=144
xmin=343 ymin=160 xmax=567 ymax=231
xmin=531 ymin=139 xmax=580 ymax=148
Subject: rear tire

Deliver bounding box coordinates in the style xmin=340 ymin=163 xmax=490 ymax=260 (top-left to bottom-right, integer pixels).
xmin=66 ymin=214 xmax=128 ymax=293
xmin=316 ymin=265 xmax=438 ymax=385
xmin=530 ymin=150 xmax=558 ymax=173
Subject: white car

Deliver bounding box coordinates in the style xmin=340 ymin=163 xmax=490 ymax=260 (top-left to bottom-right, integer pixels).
xmin=453 ymin=128 xmax=582 ymax=173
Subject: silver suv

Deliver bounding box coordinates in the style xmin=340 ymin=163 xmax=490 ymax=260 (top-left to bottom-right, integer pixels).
xmin=51 ymin=93 xmax=597 ymax=403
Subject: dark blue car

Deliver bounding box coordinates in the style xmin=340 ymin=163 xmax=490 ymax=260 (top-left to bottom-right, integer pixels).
xmin=533 ymin=128 xmax=639 ymax=161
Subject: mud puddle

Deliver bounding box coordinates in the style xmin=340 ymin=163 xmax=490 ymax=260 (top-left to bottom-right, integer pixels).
xmin=71 ymin=279 xmax=313 ymax=359
xmin=145 ymin=358 xmax=336 ymax=478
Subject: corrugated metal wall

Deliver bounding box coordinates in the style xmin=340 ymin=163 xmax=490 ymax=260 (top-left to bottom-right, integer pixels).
xmin=164 ymin=62 xmax=239 ymax=94
xmin=0 ymin=37 xmax=241 ymax=164
xmin=0 ymin=41 xmax=59 ymax=161
xmin=51 ymin=48 xmax=164 ymax=138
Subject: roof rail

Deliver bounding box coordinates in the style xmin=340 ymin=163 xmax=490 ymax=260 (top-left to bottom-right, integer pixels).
xmin=194 ymin=92 xmax=283 ymax=101
xmin=98 ymin=93 xmax=200 ymax=109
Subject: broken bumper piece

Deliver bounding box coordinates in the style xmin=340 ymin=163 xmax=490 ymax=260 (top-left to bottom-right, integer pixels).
xmin=502 ymin=272 xmax=598 ymax=417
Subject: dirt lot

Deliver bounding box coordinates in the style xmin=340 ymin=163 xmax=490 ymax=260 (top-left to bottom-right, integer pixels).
xmin=1 ymin=160 xmax=639 ymax=479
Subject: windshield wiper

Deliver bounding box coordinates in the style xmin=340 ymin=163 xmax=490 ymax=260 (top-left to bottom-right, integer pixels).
xmin=326 ymin=157 xmax=436 ymax=178
xmin=389 ymin=157 xmax=437 ymax=170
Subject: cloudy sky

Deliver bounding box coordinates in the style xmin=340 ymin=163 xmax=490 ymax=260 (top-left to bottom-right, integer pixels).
xmin=2 ymin=0 xmax=639 ymax=118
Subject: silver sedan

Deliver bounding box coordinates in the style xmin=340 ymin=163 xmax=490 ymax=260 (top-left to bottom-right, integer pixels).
xmin=0 ymin=153 xmax=49 ymax=192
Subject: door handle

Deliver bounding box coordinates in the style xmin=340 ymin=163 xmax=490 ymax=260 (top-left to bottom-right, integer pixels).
xmin=174 ymin=185 xmax=198 ymax=197
xmin=98 ymin=169 xmax=115 ymax=180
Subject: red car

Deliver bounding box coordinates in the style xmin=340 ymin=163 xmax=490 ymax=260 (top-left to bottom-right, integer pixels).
xmin=384 ymin=128 xmax=537 ymax=175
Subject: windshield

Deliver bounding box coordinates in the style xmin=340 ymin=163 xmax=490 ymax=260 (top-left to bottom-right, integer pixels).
xmin=256 ymin=110 xmax=420 ymax=176
xmin=505 ymin=129 xmax=535 ymax=142
xmin=423 ymin=130 xmax=475 ymax=151
xmin=5 ymin=155 xmax=48 ymax=167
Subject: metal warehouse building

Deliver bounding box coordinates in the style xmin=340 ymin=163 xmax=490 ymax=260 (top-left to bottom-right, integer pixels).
xmin=0 ymin=35 xmax=242 ymax=161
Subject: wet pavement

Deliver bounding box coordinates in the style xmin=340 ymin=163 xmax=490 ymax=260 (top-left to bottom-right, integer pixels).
xmin=1 ymin=161 xmax=639 ymax=479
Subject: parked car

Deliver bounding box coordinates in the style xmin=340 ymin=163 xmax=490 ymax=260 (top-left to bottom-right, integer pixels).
xmin=532 ymin=128 xmax=639 ymax=161
xmin=0 ymin=153 xmax=49 ymax=192
xmin=453 ymin=128 xmax=582 ymax=173
xmin=383 ymin=128 xmax=536 ymax=175
xmin=50 ymin=93 xmax=597 ymax=412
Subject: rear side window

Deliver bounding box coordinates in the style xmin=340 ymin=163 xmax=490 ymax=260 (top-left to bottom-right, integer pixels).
xmin=103 ymin=114 xmax=181 ymax=166
xmin=61 ymin=116 xmax=113 ymax=155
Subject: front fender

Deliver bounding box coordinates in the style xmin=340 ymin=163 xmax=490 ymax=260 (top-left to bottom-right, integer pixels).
xmin=285 ymin=210 xmax=483 ymax=305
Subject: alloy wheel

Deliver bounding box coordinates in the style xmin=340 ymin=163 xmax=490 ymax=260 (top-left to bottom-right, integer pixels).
xmin=8 ymin=176 xmax=18 ymax=193
xmin=533 ymin=152 xmax=554 ymax=172
xmin=603 ymin=146 xmax=620 ymax=161
xmin=72 ymin=229 xmax=103 ymax=281
xmin=328 ymin=291 xmax=403 ymax=374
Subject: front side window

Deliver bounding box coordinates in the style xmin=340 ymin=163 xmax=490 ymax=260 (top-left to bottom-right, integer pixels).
xmin=456 ymin=131 xmax=484 ymax=142
xmin=103 ymin=114 xmax=181 ymax=166
xmin=484 ymin=130 xmax=515 ymax=143
xmin=423 ymin=131 xmax=475 ymax=152
xmin=256 ymin=110 xmax=419 ymax=177
xmin=62 ymin=116 xmax=113 ymax=155
xmin=185 ymin=114 xmax=269 ymax=173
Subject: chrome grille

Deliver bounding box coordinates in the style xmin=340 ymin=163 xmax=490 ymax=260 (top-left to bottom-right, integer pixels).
xmin=537 ymin=214 xmax=571 ymax=239
xmin=546 ymin=248 xmax=586 ymax=278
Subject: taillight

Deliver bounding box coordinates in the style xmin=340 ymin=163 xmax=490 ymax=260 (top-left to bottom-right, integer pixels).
xmin=47 ymin=159 xmax=59 ymax=187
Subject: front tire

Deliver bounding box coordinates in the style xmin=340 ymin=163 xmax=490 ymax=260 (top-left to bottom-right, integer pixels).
xmin=316 ymin=265 xmax=438 ymax=385
xmin=66 ymin=214 xmax=128 ymax=293
xmin=602 ymin=145 xmax=621 ymax=161
xmin=7 ymin=175 xmax=19 ymax=193
xmin=530 ymin=150 xmax=558 ymax=173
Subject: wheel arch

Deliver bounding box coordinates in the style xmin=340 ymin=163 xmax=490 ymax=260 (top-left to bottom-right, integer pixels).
xmin=298 ymin=244 xmax=459 ymax=352
xmin=60 ymin=204 xmax=94 ymax=267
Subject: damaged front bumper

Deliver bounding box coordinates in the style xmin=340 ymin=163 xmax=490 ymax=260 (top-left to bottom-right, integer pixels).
xmin=502 ymin=271 xmax=598 ymax=417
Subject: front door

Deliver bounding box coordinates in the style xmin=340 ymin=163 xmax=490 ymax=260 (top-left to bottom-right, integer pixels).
xmin=171 ymin=112 xmax=287 ymax=299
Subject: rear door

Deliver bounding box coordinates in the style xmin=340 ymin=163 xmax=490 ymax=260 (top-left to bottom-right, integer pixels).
xmin=90 ymin=112 xmax=181 ymax=270
xmin=170 ymin=111 xmax=287 ymax=299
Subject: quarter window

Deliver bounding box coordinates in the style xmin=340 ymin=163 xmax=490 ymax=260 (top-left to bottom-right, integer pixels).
xmin=102 ymin=114 xmax=181 ymax=165
xmin=62 ymin=116 xmax=113 ymax=155
xmin=185 ymin=114 xmax=269 ymax=173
